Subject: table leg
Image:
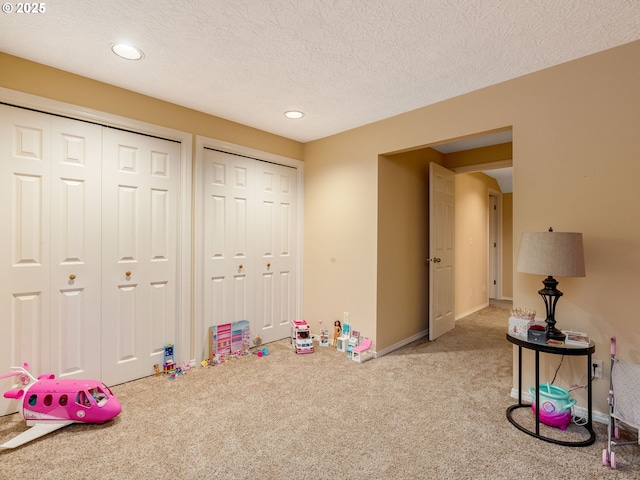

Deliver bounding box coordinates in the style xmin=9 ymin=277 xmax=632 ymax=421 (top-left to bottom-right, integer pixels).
xmin=535 ymin=349 xmax=540 ymax=436
xmin=517 ymin=346 xmax=522 ymax=404
xmin=587 ymin=351 xmax=593 ymax=430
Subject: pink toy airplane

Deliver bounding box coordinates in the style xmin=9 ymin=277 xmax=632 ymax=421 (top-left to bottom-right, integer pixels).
xmin=0 ymin=363 xmax=122 ymax=449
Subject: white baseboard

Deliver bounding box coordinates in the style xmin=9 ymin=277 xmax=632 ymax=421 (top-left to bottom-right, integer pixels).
xmin=456 ymin=302 xmax=489 ymax=320
xmin=510 ymin=388 xmax=610 ymax=425
xmin=373 ymin=330 xmax=428 ymax=358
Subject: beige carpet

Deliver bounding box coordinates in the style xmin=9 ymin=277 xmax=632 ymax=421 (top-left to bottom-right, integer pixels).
xmin=1 ymin=301 xmax=639 ymax=479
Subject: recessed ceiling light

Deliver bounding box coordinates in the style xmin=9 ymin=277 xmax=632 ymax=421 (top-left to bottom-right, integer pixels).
xmin=111 ymin=44 xmax=144 ymax=60
xmin=284 ymin=110 xmax=305 ymax=119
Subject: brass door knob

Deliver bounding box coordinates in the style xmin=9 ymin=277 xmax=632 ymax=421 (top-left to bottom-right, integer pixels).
xmin=125 ymin=271 xmax=131 ymax=277
xmin=267 ymin=263 xmax=271 ymax=268
xmin=239 ymin=265 xmax=243 ymax=269
xmin=69 ymin=274 xmax=76 ymax=280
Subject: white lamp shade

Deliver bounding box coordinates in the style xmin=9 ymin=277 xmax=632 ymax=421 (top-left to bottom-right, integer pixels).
xmin=517 ymin=231 xmax=586 ymax=277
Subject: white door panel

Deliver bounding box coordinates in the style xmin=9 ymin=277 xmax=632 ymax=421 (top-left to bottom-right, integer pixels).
xmin=203 ymin=150 xmax=255 ymax=355
xmin=102 ymin=129 xmax=180 ymax=385
xmin=0 ymin=109 xmax=51 ymax=380
xmin=255 ymin=163 xmax=297 ymax=344
xmin=50 ymin=117 xmax=102 ymax=380
xmin=0 ymin=107 xmax=103 ymax=415
xmin=429 ymin=163 xmax=455 ymax=341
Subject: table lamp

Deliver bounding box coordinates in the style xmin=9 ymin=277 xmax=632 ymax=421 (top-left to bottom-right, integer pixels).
xmin=516 ymin=228 xmax=586 ymax=341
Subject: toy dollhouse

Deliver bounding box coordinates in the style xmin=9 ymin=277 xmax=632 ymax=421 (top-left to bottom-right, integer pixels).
xmin=208 ymin=320 xmax=251 ymax=360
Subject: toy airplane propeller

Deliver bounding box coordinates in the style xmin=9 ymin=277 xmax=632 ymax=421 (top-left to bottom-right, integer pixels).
xmin=0 ymin=364 xmax=122 ymax=449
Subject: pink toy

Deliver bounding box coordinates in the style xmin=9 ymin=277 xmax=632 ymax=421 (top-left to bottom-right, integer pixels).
xmin=290 ymin=319 xmax=314 ymax=354
xmin=0 ymin=363 xmax=122 ymax=449
xmin=352 ymin=337 xmax=373 ymax=363
xmin=528 ymin=383 xmax=576 ymax=430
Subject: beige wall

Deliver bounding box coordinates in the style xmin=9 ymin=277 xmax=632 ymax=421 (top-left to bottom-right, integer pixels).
xmin=455 ymin=172 xmax=497 ymax=317
xmin=304 ymin=40 xmax=640 ymax=415
xmin=301 ymin=130 xmax=379 ymax=339
xmin=445 ymin=141 xmax=512 ymax=169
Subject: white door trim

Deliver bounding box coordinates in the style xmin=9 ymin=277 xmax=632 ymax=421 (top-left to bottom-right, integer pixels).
xmin=0 ymin=87 xmax=193 ymax=367
xmin=194 ymin=136 xmax=304 ymax=362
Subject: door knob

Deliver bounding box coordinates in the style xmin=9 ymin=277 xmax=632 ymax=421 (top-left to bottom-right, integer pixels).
xmin=267 ymin=263 xmax=271 ymax=268
xmin=239 ymin=265 xmax=243 ymax=269
xmin=69 ymin=274 xmax=76 ymax=280
xmin=428 ymin=257 xmax=442 ymax=263
xmin=125 ymin=271 xmax=131 ymax=277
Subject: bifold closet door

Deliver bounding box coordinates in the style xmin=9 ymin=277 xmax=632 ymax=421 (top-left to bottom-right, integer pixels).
xmin=203 ymin=150 xmax=256 ymax=349
xmin=254 ymin=160 xmax=298 ymax=344
xmin=49 ymin=117 xmax=102 ymax=380
xmin=202 ymin=149 xmax=297 ymax=348
xmin=101 ymin=128 xmax=181 ymax=386
xmin=0 ymin=106 xmax=102 ymax=415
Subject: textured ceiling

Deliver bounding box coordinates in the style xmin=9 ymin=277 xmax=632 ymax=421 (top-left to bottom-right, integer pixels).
xmin=1 ymin=1 xmax=640 ymax=142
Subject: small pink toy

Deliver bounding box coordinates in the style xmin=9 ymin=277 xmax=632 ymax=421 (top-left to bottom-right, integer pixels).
xmin=0 ymin=363 xmax=122 ymax=449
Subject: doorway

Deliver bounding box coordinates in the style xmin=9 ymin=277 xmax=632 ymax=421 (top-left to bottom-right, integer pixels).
xmin=377 ymin=129 xmax=512 ymax=351
xmin=489 ymin=190 xmax=502 ymax=299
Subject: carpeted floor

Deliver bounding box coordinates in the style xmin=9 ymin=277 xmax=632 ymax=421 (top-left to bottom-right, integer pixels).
xmin=1 ymin=301 xmax=639 ymax=479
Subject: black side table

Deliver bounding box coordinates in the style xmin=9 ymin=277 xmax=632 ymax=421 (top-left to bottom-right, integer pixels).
xmin=506 ymin=333 xmax=596 ymax=446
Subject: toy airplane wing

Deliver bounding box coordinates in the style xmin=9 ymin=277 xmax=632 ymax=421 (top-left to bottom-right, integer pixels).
xmin=0 ymin=421 xmax=73 ymax=449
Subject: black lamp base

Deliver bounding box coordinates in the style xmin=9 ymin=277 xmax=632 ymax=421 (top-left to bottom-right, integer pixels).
xmin=546 ymin=325 xmax=566 ymax=341
xmin=538 ymin=275 xmax=566 ymax=341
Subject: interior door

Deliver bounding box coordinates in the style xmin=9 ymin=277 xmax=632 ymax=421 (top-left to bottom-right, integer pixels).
xmin=101 ymin=129 xmax=181 ymax=385
xmin=254 ymin=161 xmax=298 ymax=344
xmin=0 ymin=106 xmax=52 ymax=417
xmin=202 ymin=149 xmax=256 ymax=356
xmin=489 ymin=194 xmax=499 ymax=299
xmin=0 ymin=106 xmax=102 ymax=415
xmin=50 ymin=116 xmax=102 ymax=380
xmin=428 ymin=162 xmax=455 ymax=340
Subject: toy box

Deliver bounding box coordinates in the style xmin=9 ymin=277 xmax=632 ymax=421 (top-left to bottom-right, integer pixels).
xmin=209 ymin=320 xmax=251 ymax=360
xmin=508 ymin=317 xmax=531 ymax=339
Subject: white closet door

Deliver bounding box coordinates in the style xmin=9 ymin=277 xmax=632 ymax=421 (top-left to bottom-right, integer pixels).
xmin=0 ymin=106 xmax=102 ymax=415
xmin=101 ymin=129 xmax=181 ymax=385
xmin=254 ymin=162 xmax=298 ymax=344
xmin=202 ymin=149 xmax=256 ymax=354
xmin=201 ymin=149 xmax=297 ymax=349
xmin=0 ymin=106 xmax=52 ymax=408
xmin=50 ymin=117 xmax=102 ymax=380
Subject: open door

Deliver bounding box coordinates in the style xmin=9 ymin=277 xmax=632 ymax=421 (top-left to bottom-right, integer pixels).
xmin=428 ymin=163 xmax=455 ymax=340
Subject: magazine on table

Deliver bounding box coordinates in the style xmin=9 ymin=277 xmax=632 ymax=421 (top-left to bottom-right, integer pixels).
xmin=562 ymin=330 xmax=590 ymax=347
